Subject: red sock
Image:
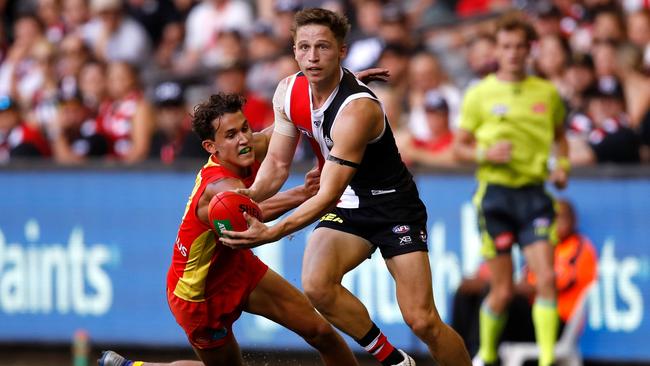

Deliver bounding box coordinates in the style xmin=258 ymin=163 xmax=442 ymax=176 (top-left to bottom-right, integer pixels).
xmin=357 ymin=323 xmax=405 ymax=366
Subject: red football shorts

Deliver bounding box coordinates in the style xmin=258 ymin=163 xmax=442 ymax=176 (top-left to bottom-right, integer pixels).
xmin=167 ymin=251 xmax=268 ymax=349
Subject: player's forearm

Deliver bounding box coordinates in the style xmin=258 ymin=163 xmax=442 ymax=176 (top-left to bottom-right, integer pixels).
xmin=250 ymin=157 xmax=290 ymax=202
xmin=268 ymin=190 xmax=338 ymax=241
xmin=551 ymin=132 xmax=573 ymax=170
xmin=259 ymin=185 xmax=310 ymax=222
xmin=555 ymin=133 xmax=569 ymax=160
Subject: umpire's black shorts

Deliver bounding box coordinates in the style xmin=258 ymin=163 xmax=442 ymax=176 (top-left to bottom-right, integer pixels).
xmin=472 ymin=182 xmax=557 ymax=259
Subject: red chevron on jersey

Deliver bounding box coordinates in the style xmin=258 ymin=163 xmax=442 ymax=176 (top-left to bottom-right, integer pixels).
xmin=289 ymin=74 xmax=325 ymax=168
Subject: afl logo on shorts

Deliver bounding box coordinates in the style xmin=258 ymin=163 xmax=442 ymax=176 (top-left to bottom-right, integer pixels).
xmin=392 ymin=225 xmax=410 ymax=234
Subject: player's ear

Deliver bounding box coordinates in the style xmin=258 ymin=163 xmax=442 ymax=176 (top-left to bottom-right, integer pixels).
xmin=202 ymin=140 xmax=218 ymax=155
xmin=340 ymin=43 xmax=347 ymax=58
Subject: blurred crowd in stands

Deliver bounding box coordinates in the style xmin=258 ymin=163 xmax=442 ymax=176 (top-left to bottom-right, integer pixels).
xmin=0 ymin=0 xmax=649 ymax=166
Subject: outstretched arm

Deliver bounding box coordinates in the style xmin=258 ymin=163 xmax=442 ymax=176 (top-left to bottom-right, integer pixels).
xmin=258 ymin=166 xmax=320 ymax=221
xmin=198 ymin=166 xmax=319 ymax=225
xmin=221 ymin=99 xmax=383 ymax=248
xmin=243 ymin=77 xmax=299 ymax=202
xmin=245 ymin=131 xmax=298 ymax=202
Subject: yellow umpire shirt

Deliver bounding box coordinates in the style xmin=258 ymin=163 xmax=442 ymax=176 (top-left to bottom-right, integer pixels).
xmin=460 ymin=74 xmax=565 ymax=187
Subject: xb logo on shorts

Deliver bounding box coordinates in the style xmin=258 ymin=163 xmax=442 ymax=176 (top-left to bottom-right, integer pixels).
xmin=399 ymin=236 xmax=412 ymax=245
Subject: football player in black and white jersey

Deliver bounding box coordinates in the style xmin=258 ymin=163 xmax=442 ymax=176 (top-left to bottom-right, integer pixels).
xmin=221 ymin=8 xmax=471 ymax=366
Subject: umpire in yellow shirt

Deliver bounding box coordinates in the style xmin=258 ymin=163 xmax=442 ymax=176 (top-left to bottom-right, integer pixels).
xmin=454 ymin=13 xmax=569 ymax=366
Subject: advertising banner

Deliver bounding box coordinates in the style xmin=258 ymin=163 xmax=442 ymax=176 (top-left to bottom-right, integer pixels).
xmin=0 ymin=171 xmax=648 ymax=360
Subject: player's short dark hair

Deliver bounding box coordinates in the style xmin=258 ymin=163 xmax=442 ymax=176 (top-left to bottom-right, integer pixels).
xmin=291 ymin=8 xmax=350 ymax=45
xmin=495 ymin=12 xmax=538 ymax=45
xmin=191 ymin=93 xmax=246 ymax=141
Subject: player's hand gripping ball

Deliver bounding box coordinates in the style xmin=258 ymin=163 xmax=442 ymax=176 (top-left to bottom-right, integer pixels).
xmin=208 ymin=191 xmax=262 ymax=238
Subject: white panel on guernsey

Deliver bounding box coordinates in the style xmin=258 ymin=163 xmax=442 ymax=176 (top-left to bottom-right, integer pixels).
xmin=337 ymin=185 xmax=360 ymax=209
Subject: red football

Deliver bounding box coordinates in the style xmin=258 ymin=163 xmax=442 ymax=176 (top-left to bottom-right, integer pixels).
xmin=208 ymin=191 xmax=262 ymax=237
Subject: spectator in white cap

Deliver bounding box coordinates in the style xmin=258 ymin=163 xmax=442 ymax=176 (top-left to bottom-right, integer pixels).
xmin=396 ymin=90 xmax=457 ymax=168
xmin=81 ymin=0 xmax=151 ymax=65
xmin=407 ymin=51 xmax=462 ymax=139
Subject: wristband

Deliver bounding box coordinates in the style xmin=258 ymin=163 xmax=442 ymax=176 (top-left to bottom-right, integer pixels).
xmin=548 ymin=156 xmax=571 ymax=173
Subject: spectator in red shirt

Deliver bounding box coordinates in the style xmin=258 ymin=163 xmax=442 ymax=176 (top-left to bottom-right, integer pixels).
xmin=214 ymin=61 xmax=273 ymax=132
xmin=95 ymin=61 xmax=154 ymax=163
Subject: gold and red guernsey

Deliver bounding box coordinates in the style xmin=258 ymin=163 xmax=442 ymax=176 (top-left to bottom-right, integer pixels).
xmin=166 ymin=155 xmax=260 ymax=302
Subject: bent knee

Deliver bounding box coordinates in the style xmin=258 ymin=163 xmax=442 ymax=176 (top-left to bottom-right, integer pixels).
xmin=302 ymin=279 xmax=337 ymax=310
xmin=535 ymin=270 xmax=556 ymax=289
xmin=491 ymin=285 xmax=515 ymax=307
xmin=404 ymin=310 xmax=441 ymax=340
xmin=302 ymin=319 xmax=338 ymax=346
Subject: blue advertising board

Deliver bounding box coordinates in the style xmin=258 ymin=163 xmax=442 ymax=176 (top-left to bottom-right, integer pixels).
xmin=0 ymin=170 xmax=648 ymax=361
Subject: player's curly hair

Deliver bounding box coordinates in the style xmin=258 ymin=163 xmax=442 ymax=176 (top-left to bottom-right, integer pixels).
xmin=191 ymin=93 xmax=246 ymax=141
xmin=291 ymin=8 xmax=350 ymax=45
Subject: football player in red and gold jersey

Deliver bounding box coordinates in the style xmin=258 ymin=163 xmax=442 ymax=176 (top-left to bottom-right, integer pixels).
xmin=99 ymin=93 xmax=358 ymax=366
